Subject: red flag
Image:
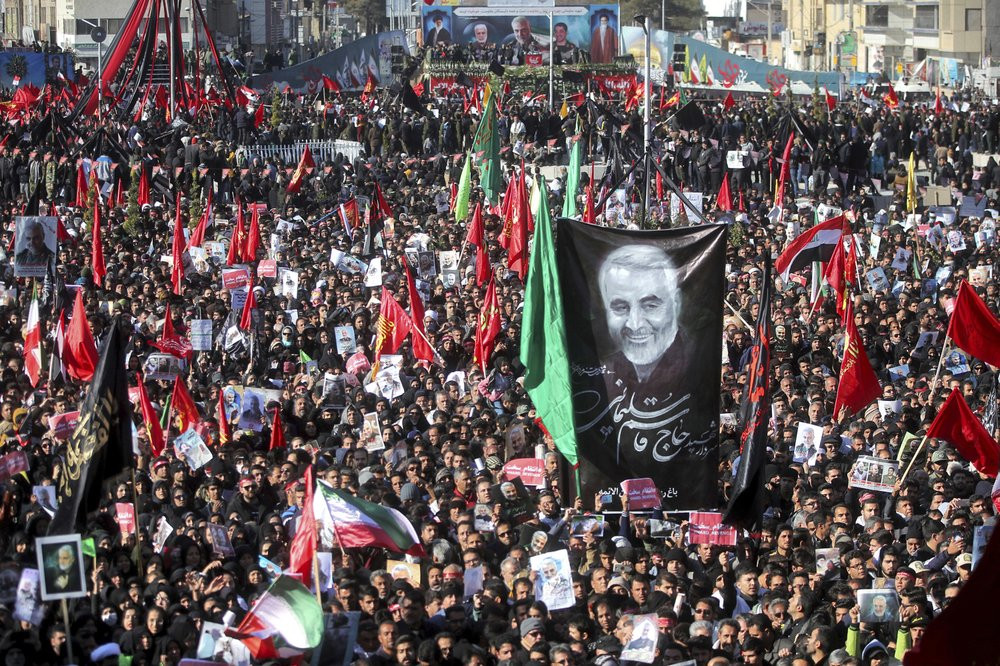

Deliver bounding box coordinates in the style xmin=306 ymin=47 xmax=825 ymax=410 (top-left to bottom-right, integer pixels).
xmin=136 ymin=374 xmax=166 ymax=456
xmin=150 ymin=305 xmax=194 ymax=360
xmin=171 ymin=194 xmax=185 ymax=295
xmin=286 ymin=145 xmax=314 ymax=193
xmin=321 ymin=75 xmax=340 ymax=93
xmin=189 ymin=188 xmax=212 ymax=248
xmin=498 ymin=173 xmax=519 ymax=250
xmin=63 ymin=290 xmax=98 ymax=382
xmin=227 ymin=200 xmax=246 ymax=266
xmin=924 ymin=387 xmax=999 ymax=476
xmin=466 ymin=202 xmax=484 ymax=247
xmin=269 ymin=407 xmax=286 ymax=450
xmin=506 ymin=168 xmax=530 ymax=280
xmin=903 ymin=510 xmax=1000 ymax=666
xmin=583 ymin=182 xmax=596 ymax=225
xmin=832 ymin=302 xmax=881 ymax=419
xmin=92 ymin=197 xmax=106 ymax=287
xmin=723 ymin=91 xmax=735 ymax=111
xmin=75 ymin=163 xmax=89 ymax=208
xmin=656 ymin=169 xmax=663 ymax=201
xmin=361 ymin=73 xmax=376 ymax=104
xmin=253 ymin=103 xmax=265 ymax=129
xmin=239 ymin=286 xmax=257 ymax=331
xmin=946 ymin=281 xmax=1000 ymax=368
xmin=775 ymin=132 xmax=795 ymax=209
xmin=717 ymin=172 xmax=732 ymax=211
xmin=171 ymin=377 xmax=201 ymax=434
xmin=934 ymin=87 xmax=944 ymax=115
xmin=287 ymin=465 xmax=317 ymax=585
xmin=475 ymin=232 xmax=492 ymax=287
xmin=372 ymin=180 xmax=393 ymax=220
xmin=820 ymin=237 xmax=849 ymax=320
xmin=404 ymin=260 xmax=434 ymax=364
xmin=137 ymin=166 xmax=150 ymax=206
xmin=217 ymin=390 xmax=231 ymax=445
xmin=372 ymin=287 xmax=413 ymax=372
xmin=883 ymin=83 xmax=899 ymax=109
xmin=243 ymin=204 xmax=260 ymax=262
xmin=474 ymin=279 xmax=502 ymax=373
xmin=824 ymin=87 xmax=836 ymax=112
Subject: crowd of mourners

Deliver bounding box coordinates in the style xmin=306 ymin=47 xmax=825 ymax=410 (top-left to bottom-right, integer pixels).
xmin=0 ymin=55 xmax=996 ymax=666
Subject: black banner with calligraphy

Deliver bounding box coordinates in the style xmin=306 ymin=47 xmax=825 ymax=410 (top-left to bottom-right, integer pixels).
xmin=723 ymin=254 xmax=772 ymax=528
xmin=557 ymin=220 xmax=726 ymax=511
xmin=49 ymin=323 xmax=133 ymax=535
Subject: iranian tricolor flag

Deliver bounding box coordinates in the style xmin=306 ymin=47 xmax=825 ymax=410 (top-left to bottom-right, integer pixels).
xmin=227 ymin=575 xmax=323 ymax=659
xmin=24 ymin=289 xmax=41 ymax=387
xmin=314 ymin=482 xmax=425 ymax=556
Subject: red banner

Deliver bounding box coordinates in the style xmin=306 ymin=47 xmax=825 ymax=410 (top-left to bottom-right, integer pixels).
xmin=115 ymin=502 xmax=136 ymax=535
xmin=49 ymin=410 xmax=80 ymax=440
xmin=688 ymin=511 xmax=738 ymax=546
xmin=222 ymin=267 xmax=251 ymax=290
xmin=501 ymin=458 xmax=546 ymax=487
xmin=620 ymin=477 xmax=661 ymax=510
xmin=258 ymin=259 xmax=277 ymax=278
xmin=0 ymin=450 xmax=28 ymax=481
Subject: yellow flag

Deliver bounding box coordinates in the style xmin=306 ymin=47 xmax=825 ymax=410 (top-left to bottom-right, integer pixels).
xmin=906 ymin=152 xmax=917 ymax=213
xmin=559 ymin=100 xmax=568 ymax=119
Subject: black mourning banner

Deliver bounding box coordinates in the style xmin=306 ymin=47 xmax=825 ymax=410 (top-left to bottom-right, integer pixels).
xmin=557 ymin=220 xmax=726 ymax=510
xmin=49 ymin=323 xmax=133 ymax=535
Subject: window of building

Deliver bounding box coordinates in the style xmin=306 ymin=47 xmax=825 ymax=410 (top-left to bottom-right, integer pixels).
xmin=865 ymin=5 xmax=888 ymax=27
xmin=914 ymin=5 xmax=938 ymax=30
xmin=965 ymin=8 xmax=982 ymax=31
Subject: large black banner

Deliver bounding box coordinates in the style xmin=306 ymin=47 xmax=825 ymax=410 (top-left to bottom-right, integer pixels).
xmin=557 ymin=220 xmax=727 ymax=510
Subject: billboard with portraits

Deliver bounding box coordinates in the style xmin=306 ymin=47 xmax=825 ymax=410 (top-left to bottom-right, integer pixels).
xmin=422 ymin=4 xmax=619 ymax=64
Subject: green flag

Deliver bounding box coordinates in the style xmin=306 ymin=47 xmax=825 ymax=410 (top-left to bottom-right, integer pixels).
xmin=561 ymin=122 xmax=581 ymax=218
xmin=82 ymin=537 xmax=96 ymax=557
xmin=455 ymin=153 xmax=472 ymax=222
xmin=683 ymin=45 xmax=691 ymax=84
xmin=471 ymin=94 xmax=502 ymax=205
xmin=699 ymin=53 xmax=708 ymax=84
xmin=520 ymin=179 xmax=577 ymax=465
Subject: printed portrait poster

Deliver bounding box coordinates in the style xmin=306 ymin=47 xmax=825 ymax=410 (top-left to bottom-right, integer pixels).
xmin=793 ymin=422 xmax=824 ymax=465
xmin=35 ymin=534 xmax=87 ymax=601
xmin=620 ymin=614 xmax=658 ymax=663
xmin=530 ymin=549 xmax=574 ymax=611
xmin=238 ymin=388 xmax=268 ymax=431
xmin=557 ymin=220 xmax=726 ymax=510
xmin=360 ymin=412 xmax=384 ymax=452
xmin=857 ymin=589 xmax=899 ymax=624
xmin=13 ymin=568 xmax=44 ymax=625
xmin=14 ymin=217 xmax=57 ymax=278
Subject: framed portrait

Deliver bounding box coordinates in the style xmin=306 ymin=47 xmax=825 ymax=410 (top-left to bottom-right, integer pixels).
xmin=857 ymin=589 xmax=898 ymax=624
xmin=36 ymin=534 xmax=87 ymax=601
xmin=14 ymin=216 xmax=57 ymax=279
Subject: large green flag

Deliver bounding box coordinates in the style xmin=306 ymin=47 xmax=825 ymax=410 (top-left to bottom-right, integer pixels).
xmin=520 ymin=179 xmax=577 ymax=465
xmin=471 ymin=94 xmax=502 ymax=205
xmin=454 ymin=152 xmax=472 ymax=222
xmin=561 ymin=123 xmax=581 ymax=218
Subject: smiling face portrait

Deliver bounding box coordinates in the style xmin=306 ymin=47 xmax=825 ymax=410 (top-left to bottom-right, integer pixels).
xmin=599 ymin=245 xmax=680 ymax=382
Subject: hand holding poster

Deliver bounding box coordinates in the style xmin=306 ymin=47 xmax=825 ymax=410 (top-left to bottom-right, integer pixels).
xmin=115 ymin=502 xmax=136 ymax=535
xmin=360 ymin=412 xmax=384 ymax=452
xmin=36 ymin=534 xmax=87 ymax=600
xmin=530 ymin=549 xmax=574 ymax=611
xmin=688 ymin=511 xmax=737 ymax=546
xmin=848 ymin=455 xmax=900 ymax=493
xmin=857 ymin=589 xmax=899 ymax=623
xmin=619 ymin=614 xmax=659 ymax=663
xmin=620 ymin=478 xmax=661 ymax=510
xmin=501 ymin=458 xmax=546 ymax=487
xmin=13 ymin=568 xmax=44 ymax=625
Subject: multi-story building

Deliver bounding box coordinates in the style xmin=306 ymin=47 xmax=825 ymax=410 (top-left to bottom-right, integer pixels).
xmin=781 ymin=0 xmax=986 ymax=76
xmin=5 ymin=0 xmax=60 ymax=44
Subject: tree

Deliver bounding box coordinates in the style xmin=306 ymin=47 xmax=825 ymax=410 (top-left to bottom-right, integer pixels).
xmin=124 ymin=166 xmax=141 ymax=237
xmin=189 ymin=171 xmax=203 ymax=229
xmin=811 ymin=79 xmax=824 ymax=122
xmin=620 ymin=0 xmax=704 ymax=33
xmin=270 ymin=86 xmax=283 ymax=128
xmin=339 ymin=0 xmax=387 ymax=35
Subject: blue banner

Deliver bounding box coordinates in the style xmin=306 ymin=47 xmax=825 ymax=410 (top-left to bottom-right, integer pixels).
xmin=620 ymin=28 xmax=841 ymax=93
xmin=251 ymin=32 xmax=407 ymax=93
xmin=0 ymin=52 xmax=75 ymax=89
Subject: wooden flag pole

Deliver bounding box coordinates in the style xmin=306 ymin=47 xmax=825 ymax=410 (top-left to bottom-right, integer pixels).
xmin=61 ymin=599 xmax=76 ymax=666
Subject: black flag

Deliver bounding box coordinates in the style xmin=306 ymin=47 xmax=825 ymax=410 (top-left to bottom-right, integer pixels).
xmin=401 ymin=82 xmax=427 ymax=115
xmin=48 ymin=322 xmax=133 ymax=535
xmin=672 ymin=101 xmax=706 ymax=132
xmin=723 ymin=255 xmax=772 ymax=528
xmin=558 ymin=220 xmax=727 ymax=510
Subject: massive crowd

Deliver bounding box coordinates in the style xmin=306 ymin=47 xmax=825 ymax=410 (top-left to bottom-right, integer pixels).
xmin=0 ymin=57 xmax=996 ymax=666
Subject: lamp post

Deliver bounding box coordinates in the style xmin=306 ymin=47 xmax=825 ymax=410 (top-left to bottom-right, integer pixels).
xmin=635 ymin=14 xmax=652 ymax=223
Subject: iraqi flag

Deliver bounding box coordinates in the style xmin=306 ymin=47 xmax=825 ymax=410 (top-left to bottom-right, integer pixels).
xmin=775 ymin=214 xmax=845 ymax=282
xmin=227 ymin=575 xmax=323 ymax=659
xmin=313 ymin=482 xmax=425 ymax=556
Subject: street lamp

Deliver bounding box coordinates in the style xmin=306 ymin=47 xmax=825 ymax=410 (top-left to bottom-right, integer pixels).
xmin=634 ymin=14 xmax=652 ymax=223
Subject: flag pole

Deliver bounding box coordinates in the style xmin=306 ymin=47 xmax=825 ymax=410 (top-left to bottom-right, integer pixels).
xmin=899 ymin=434 xmax=930 ymax=484
xmin=61 ymin=599 xmax=76 ymax=666
xmin=927 ymin=336 xmax=950 ymax=396
xmin=312 ymin=551 xmax=322 ymax=607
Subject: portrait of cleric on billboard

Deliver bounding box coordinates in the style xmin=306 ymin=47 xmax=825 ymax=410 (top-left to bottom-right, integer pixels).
xmin=556 ymin=219 xmax=727 ymax=510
